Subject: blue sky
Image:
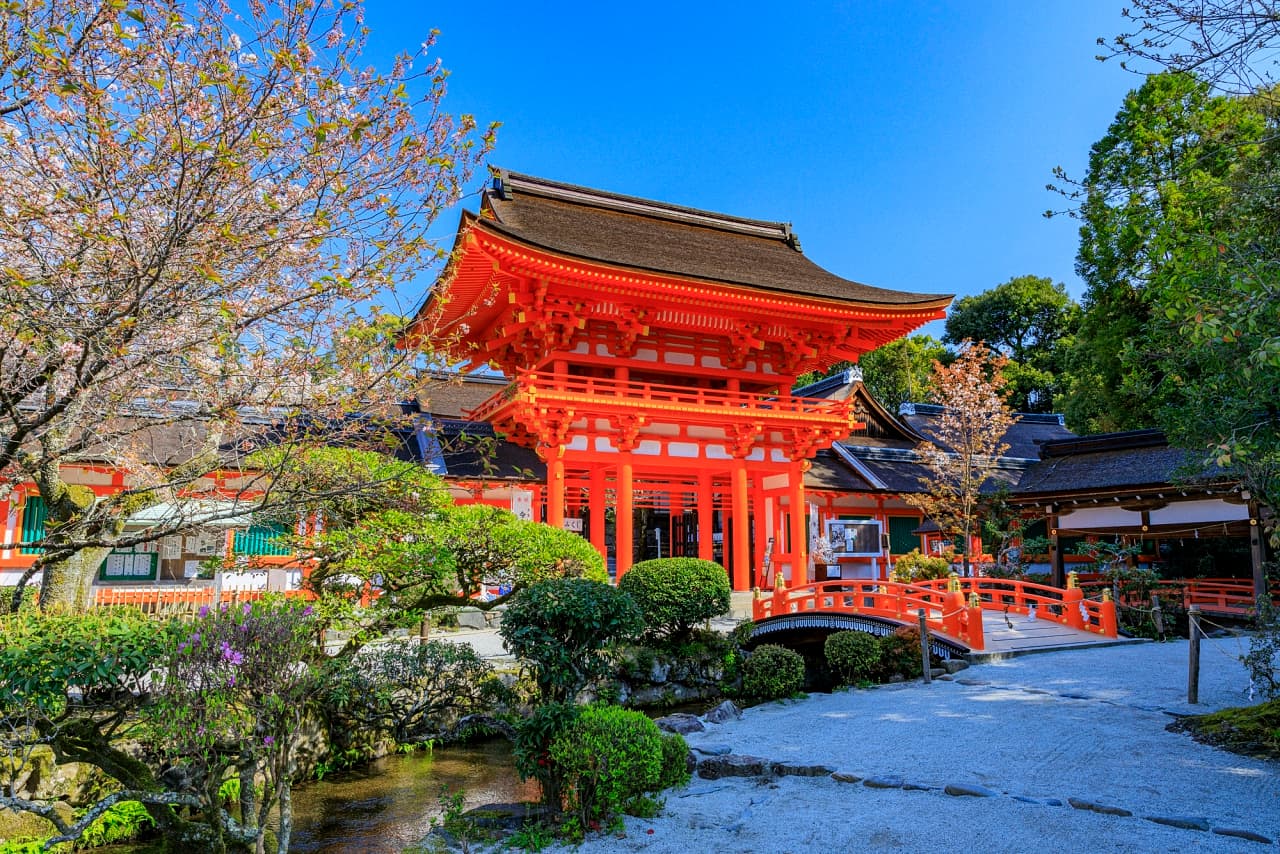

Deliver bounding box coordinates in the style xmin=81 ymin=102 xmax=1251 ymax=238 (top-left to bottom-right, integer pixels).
xmin=365 ymin=2 xmax=1142 ymax=338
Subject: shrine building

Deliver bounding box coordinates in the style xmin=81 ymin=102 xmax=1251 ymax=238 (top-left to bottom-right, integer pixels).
xmin=401 ymin=171 xmax=952 ymax=590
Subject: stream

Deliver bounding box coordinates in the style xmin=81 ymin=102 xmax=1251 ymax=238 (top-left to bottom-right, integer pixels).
xmin=286 ymin=739 xmax=536 ymax=853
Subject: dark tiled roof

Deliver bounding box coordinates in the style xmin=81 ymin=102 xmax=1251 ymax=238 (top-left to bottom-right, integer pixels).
xmin=805 ymin=449 xmax=878 ymax=492
xmin=1013 ymin=430 xmax=1223 ymax=496
xmin=480 ymin=171 xmax=950 ymax=306
xmin=898 ymin=404 xmax=1074 ymax=459
xmin=426 ymin=420 xmax=544 ymax=482
xmin=417 ymin=374 xmax=510 ymax=419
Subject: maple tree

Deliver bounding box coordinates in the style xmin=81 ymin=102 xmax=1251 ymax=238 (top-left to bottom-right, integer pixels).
xmin=0 ymin=0 xmax=496 ymax=609
xmin=903 ymin=341 xmax=1019 ymax=575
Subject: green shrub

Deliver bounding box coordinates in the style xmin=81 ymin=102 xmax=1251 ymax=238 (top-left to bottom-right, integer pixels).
xmin=824 ymin=631 xmax=882 ymax=686
xmin=740 ymin=644 xmax=804 ymax=702
xmin=547 ymin=705 xmax=665 ymax=830
xmin=0 ymin=586 xmax=36 ymax=615
xmin=657 ymin=732 xmax=692 ymax=791
xmin=878 ymin=627 xmax=924 ymax=679
xmin=500 ymin=578 xmax=642 ymax=702
xmin=514 ymin=701 xmax=581 ymax=813
xmin=618 ymin=558 xmax=730 ymax=640
xmin=890 ymin=550 xmax=951 ymax=583
xmin=508 ymin=520 xmax=609 ymax=585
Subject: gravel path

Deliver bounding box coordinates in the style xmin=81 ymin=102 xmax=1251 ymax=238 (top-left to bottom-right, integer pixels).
xmin=553 ymin=637 xmax=1278 ymax=853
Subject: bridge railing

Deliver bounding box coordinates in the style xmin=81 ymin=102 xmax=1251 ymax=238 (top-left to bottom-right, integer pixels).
xmin=754 ymin=579 xmax=986 ymax=650
xmin=1076 ymin=576 xmax=1277 ymax=617
xmin=915 ymin=575 xmax=1117 ymax=638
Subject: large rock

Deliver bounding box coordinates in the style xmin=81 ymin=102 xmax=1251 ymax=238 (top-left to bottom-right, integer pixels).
xmin=654 ymin=713 xmax=705 ymax=735
xmin=702 ymin=700 xmax=741 ymax=724
xmin=696 ymin=754 xmax=768 ymax=779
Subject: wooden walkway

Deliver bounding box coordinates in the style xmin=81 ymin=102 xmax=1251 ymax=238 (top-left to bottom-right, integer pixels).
xmin=971 ymin=608 xmax=1144 ymax=661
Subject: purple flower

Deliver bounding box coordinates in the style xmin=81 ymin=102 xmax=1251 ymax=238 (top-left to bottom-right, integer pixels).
xmin=227 ymin=674 xmax=236 ymax=687
xmin=189 ymin=632 xmax=201 ymax=644
xmin=242 ymin=602 xmax=252 ymax=616
xmin=302 ymin=605 xmax=314 ymax=617
xmin=263 ymin=735 xmax=275 ymax=746
xmin=197 ymin=605 xmax=209 ymax=618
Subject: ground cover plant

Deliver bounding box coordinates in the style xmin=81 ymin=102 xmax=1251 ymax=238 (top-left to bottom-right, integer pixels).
xmin=739 ymin=644 xmax=805 ymax=703
xmin=617 ymin=558 xmax=731 ymax=641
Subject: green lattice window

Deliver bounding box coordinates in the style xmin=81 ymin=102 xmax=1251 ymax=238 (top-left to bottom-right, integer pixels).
xmin=233 ymin=523 xmax=292 ymax=556
xmin=19 ymin=495 xmax=47 ymax=555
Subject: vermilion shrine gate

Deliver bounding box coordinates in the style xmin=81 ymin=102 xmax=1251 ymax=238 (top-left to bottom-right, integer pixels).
xmin=403 ymin=172 xmax=951 ymax=590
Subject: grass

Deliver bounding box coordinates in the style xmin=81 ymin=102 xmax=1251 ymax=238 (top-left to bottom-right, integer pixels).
xmin=1169 ymin=698 xmax=1280 ymax=761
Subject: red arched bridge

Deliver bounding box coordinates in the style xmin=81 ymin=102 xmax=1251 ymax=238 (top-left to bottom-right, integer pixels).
xmin=752 ymin=574 xmax=1119 ymax=657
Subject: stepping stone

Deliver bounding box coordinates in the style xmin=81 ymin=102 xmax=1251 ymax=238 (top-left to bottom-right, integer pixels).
xmin=702 ymin=701 xmax=742 ymax=724
xmin=691 ymin=743 xmax=732 ymax=756
xmin=863 ymin=775 xmax=905 ymax=789
xmin=942 ymin=660 xmax=969 ymax=674
xmin=902 ymin=781 xmax=937 ymax=791
xmin=944 ymin=783 xmax=997 ymax=798
xmin=697 ymin=754 xmax=768 ymax=780
xmin=831 ymin=772 xmax=862 ymax=784
xmin=1012 ymin=795 xmax=1063 ymax=806
xmin=1144 ymin=816 xmax=1209 ymax=831
xmin=955 ymin=678 xmax=990 ymax=686
xmin=1212 ymin=828 xmax=1273 ymax=844
xmin=773 ymin=762 xmax=836 ymax=778
xmin=1068 ymin=797 xmax=1131 ymax=817
xmin=655 ymin=713 xmax=705 ymax=734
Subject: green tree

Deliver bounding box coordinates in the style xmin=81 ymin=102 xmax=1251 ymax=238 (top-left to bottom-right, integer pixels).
xmin=794 ymin=335 xmax=947 ymax=410
xmin=943 ymin=275 xmax=1080 ymax=412
xmin=859 ymin=335 xmax=951 ymax=410
xmin=1053 ymin=72 xmax=1269 ymax=434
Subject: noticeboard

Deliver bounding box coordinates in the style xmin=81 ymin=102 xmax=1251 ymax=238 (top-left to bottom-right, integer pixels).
xmin=98 ymin=551 xmax=159 ymax=581
xmin=825 ymin=519 xmax=884 ymax=558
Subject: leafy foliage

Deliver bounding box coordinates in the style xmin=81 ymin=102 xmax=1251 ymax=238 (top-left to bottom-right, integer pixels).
xmin=879 ymin=627 xmax=925 ymax=680
xmin=656 ymin=732 xmax=693 ymax=791
xmin=618 ymin=558 xmax=731 ymax=640
xmin=824 ymin=631 xmax=883 ymax=686
xmin=546 ymin=705 xmax=665 ymax=832
xmin=944 ymin=275 xmax=1080 ymax=412
xmin=1242 ymin=595 xmax=1280 ymax=700
xmin=890 ymin=550 xmax=952 ymax=583
xmin=740 ymin=644 xmax=805 ymax=703
xmin=499 ymin=579 xmax=643 ymax=703
xmin=320 ymin=640 xmax=498 ymax=745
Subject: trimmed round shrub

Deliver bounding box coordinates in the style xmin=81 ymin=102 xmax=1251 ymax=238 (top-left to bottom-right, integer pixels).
xmin=508 ymin=520 xmax=609 ymax=585
xmin=878 ymin=626 xmax=924 ymax=679
xmin=548 ymin=704 xmax=665 ymax=828
xmin=824 ymin=630 xmax=882 ymax=686
xmin=740 ymin=644 xmax=805 ymax=702
xmin=657 ymin=732 xmax=693 ymax=791
xmin=617 ymin=558 xmax=731 ymax=639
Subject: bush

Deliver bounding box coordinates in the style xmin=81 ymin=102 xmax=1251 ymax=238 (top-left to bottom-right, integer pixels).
xmin=618 ymin=558 xmax=730 ymax=640
xmin=509 ymin=521 xmax=609 ymax=585
xmin=878 ymin=627 xmax=924 ymax=679
xmin=740 ymin=644 xmax=804 ymax=702
xmin=500 ymin=578 xmax=643 ymax=702
xmin=657 ymin=732 xmax=692 ymax=791
xmin=1243 ymin=595 xmax=1279 ymax=700
xmin=514 ymin=701 xmax=581 ymax=813
xmin=890 ymin=550 xmax=951 ymax=583
xmin=824 ymin=631 xmax=882 ymax=686
xmin=0 ymin=586 xmax=36 ymax=615
xmin=547 ymin=705 xmax=665 ymax=831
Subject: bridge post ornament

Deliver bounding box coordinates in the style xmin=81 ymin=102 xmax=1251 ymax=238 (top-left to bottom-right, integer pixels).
xmin=947 ymin=572 xmax=961 ymax=593
xmin=1102 ymin=587 xmax=1112 ymax=602
xmin=1066 ymin=571 xmax=1078 ymax=589
xmin=968 ymin=592 xmax=981 ymax=609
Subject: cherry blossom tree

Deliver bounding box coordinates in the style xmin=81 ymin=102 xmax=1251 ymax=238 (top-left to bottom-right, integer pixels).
xmin=0 ymin=0 xmax=496 ymax=609
xmin=903 ymin=341 xmax=1019 ymax=576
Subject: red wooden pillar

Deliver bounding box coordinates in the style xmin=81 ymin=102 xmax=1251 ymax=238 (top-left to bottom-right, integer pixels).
xmin=752 ymin=472 xmax=768 ymax=586
xmin=547 ymin=450 xmax=565 ymax=530
xmin=616 ymin=456 xmax=634 ymax=580
xmin=697 ymin=471 xmax=714 ymax=562
xmin=589 ymin=465 xmax=606 ymax=560
xmin=731 ymin=459 xmax=750 ymax=591
xmin=789 ymin=462 xmax=808 ymax=586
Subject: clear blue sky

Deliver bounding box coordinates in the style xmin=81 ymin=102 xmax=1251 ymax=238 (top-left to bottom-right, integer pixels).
xmin=365 ymin=2 xmax=1142 ymax=338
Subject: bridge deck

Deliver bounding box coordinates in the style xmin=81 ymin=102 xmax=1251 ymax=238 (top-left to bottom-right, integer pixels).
xmin=973 ymin=609 xmax=1144 ymax=660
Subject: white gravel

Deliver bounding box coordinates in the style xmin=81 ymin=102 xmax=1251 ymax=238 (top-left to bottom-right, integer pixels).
xmin=556 ymin=637 xmax=1279 ymax=853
